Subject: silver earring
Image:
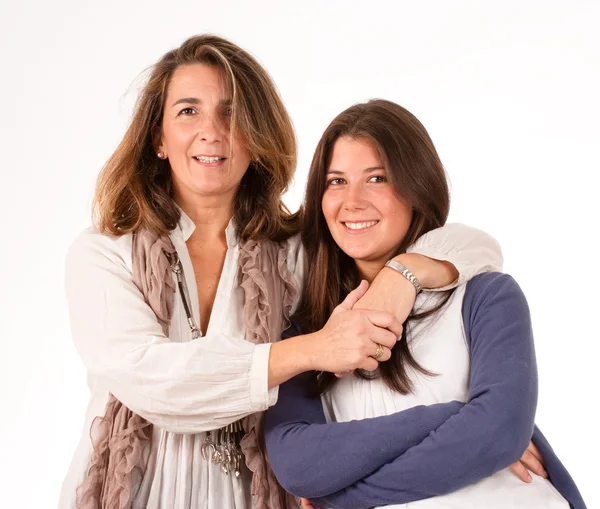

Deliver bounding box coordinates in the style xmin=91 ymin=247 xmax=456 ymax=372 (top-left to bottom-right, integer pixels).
xmin=157 ymin=151 xmax=165 ymax=159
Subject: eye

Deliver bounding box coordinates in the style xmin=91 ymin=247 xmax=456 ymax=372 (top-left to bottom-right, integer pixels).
xmin=326 ymin=177 xmax=346 ymax=186
xmin=178 ymin=107 xmax=197 ymax=116
xmin=221 ymin=105 xmax=233 ymax=117
xmin=368 ymin=175 xmax=387 ymax=183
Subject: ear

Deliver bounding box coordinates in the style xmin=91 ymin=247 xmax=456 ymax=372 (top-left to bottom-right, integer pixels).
xmin=152 ymin=126 xmax=165 ymax=157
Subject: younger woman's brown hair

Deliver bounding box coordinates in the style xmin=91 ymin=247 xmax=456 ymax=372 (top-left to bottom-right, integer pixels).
xmin=295 ymin=99 xmax=452 ymax=394
xmin=94 ymin=34 xmax=299 ymax=241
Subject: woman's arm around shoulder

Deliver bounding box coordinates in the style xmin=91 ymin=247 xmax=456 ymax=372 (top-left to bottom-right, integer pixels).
xmin=406 ymin=222 xmax=503 ymax=290
xmin=353 ymin=223 xmax=503 ymax=323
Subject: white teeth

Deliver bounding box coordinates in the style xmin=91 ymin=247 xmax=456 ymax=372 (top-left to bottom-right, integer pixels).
xmin=344 ymin=221 xmax=378 ymax=230
xmin=195 ymin=156 xmax=224 ymax=163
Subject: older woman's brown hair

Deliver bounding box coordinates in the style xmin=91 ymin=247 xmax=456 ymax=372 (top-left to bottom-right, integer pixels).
xmin=94 ymin=34 xmax=299 ymax=241
xmin=295 ymin=99 xmax=452 ymax=395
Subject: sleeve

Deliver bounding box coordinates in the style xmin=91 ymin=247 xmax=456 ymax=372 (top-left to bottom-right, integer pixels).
xmin=66 ymin=229 xmax=273 ymax=433
xmin=264 ymin=372 xmax=464 ymax=498
xmin=312 ymin=273 xmax=538 ymax=509
xmin=406 ymin=223 xmax=503 ymax=291
xmin=532 ymin=426 xmax=587 ymax=509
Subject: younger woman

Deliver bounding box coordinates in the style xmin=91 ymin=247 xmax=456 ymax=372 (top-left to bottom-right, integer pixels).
xmin=264 ymin=100 xmax=585 ymax=509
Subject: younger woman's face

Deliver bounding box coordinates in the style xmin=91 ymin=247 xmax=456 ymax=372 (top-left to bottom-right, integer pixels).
xmin=322 ymin=136 xmax=413 ymax=273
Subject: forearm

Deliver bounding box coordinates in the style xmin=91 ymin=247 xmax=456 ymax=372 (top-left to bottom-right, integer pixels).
xmin=407 ymin=223 xmax=503 ymax=289
xmin=264 ymin=373 xmax=464 ymax=498
xmin=313 ymin=398 xmax=534 ymax=509
xmin=314 ymin=273 xmax=537 ymax=508
xmin=99 ymin=338 xmax=278 ymax=433
xmin=393 ymin=252 xmax=458 ymax=290
xmin=268 ymin=334 xmax=315 ymax=388
xmin=354 ymin=222 xmax=501 ymax=322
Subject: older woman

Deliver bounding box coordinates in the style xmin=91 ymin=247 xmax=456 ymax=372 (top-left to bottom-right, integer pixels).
xmin=60 ymin=36 xmax=503 ymax=509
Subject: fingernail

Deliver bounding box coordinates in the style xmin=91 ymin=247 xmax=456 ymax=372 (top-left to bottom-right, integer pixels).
xmin=527 ymin=474 xmax=532 ymax=483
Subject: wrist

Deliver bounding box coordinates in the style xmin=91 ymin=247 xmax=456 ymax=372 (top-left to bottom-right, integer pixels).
xmin=393 ymin=253 xmax=457 ymax=289
xmin=384 ymin=259 xmax=422 ymax=295
xmin=268 ymin=334 xmax=316 ymax=388
xmin=289 ymin=332 xmax=320 ymax=372
xmin=355 ymin=269 xmax=416 ymax=323
xmin=390 ymin=253 xmax=427 ymax=289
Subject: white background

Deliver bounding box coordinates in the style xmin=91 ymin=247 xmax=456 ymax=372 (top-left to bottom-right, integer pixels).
xmin=0 ymin=1 xmax=598 ymax=507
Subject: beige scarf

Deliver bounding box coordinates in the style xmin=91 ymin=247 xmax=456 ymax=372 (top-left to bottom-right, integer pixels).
xmin=75 ymin=228 xmax=299 ymax=509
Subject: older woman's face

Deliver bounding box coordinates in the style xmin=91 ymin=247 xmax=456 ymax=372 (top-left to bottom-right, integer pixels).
xmin=158 ymin=63 xmax=251 ymax=204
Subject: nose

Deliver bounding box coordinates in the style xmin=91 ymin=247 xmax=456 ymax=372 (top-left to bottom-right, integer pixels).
xmin=343 ymin=184 xmax=368 ymax=211
xmin=197 ymin=113 xmax=222 ymax=144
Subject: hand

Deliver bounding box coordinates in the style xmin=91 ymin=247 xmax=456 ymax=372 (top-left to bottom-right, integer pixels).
xmin=508 ymin=440 xmax=547 ymax=482
xmin=312 ymin=281 xmax=403 ymax=373
xmin=300 ymin=498 xmax=319 ymax=509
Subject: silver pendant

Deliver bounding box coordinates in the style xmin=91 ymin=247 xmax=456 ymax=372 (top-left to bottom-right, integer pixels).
xmin=201 ymin=420 xmax=244 ymax=478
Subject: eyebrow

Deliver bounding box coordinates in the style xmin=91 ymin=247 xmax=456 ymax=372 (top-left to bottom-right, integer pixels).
xmin=326 ymin=166 xmax=386 ymax=175
xmin=171 ymin=97 xmax=233 ymax=107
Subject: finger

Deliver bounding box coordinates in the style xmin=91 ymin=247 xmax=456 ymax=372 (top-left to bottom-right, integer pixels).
xmin=359 ymin=357 xmax=379 ymax=372
xmin=338 ymin=281 xmax=369 ymax=311
xmin=508 ymin=461 xmax=532 ymax=483
xmin=300 ymin=499 xmax=316 ymax=509
xmin=527 ymin=441 xmax=544 ymax=464
xmin=335 ymin=371 xmax=352 ymax=378
xmin=370 ymin=342 xmax=392 ymax=362
xmin=369 ymin=327 xmax=398 ymax=350
xmin=520 ymin=450 xmax=548 ymax=478
xmin=364 ymin=310 xmax=404 ymax=338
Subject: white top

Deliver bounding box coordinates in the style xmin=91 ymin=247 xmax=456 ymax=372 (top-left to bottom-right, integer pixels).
xmin=322 ymin=287 xmax=569 ymax=509
xmin=58 ymin=213 xmax=503 ymax=509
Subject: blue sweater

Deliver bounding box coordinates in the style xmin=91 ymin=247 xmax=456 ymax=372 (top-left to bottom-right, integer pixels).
xmin=264 ymin=273 xmax=586 ymax=509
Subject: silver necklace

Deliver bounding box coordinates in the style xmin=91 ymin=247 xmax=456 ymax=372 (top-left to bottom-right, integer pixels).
xmin=169 ymin=252 xmax=245 ymax=478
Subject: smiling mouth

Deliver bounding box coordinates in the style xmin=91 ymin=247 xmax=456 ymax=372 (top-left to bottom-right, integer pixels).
xmin=342 ymin=220 xmax=379 ymax=231
xmin=193 ymin=156 xmax=226 ymax=163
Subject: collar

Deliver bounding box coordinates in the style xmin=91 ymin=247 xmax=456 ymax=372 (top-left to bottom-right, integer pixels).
xmin=176 ymin=205 xmax=239 ymax=247
xmin=177 ymin=206 xmax=196 ymax=241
